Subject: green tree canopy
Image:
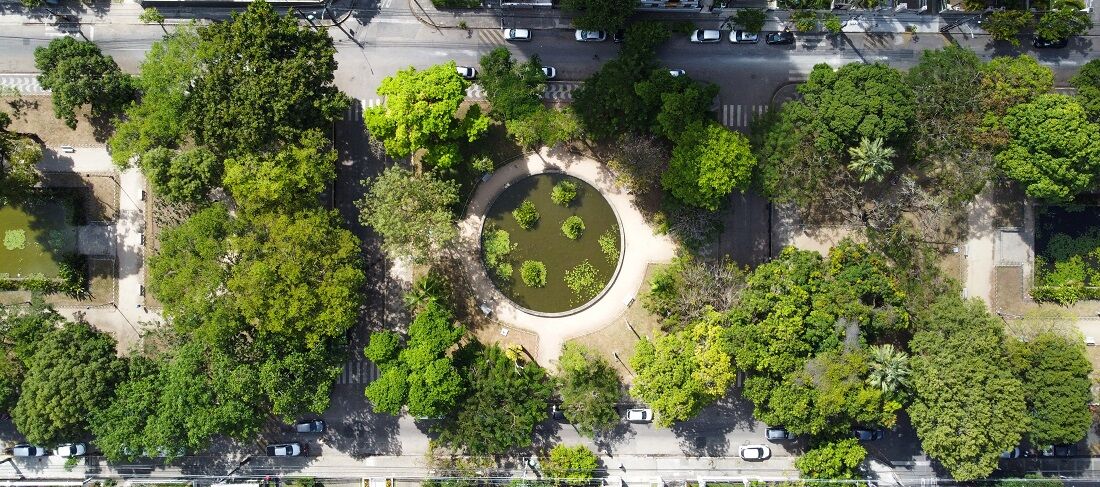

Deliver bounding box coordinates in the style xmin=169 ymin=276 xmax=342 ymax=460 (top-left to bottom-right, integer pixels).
xmin=982 ymin=10 xmax=1033 ymax=45
xmin=223 ymin=129 xmax=337 ymax=211
xmin=1071 ymin=59 xmax=1100 ymax=122
xmin=364 ymin=62 xmax=489 ymax=170
xmin=979 ymin=55 xmax=1054 ymax=116
xmin=437 ymin=345 xmax=552 ymax=454
xmin=995 ymin=94 xmax=1100 ymax=201
xmin=631 ymin=318 xmax=736 ymax=426
xmin=662 ymin=121 xmax=756 ymax=210
xmin=0 ymin=113 xmax=42 ymax=206
xmin=140 ymin=146 xmax=222 ymax=204
xmin=1035 ymin=9 xmax=1093 ymax=42
xmin=13 ymin=321 xmax=125 ymax=446
xmin=561 ymin=0 xmax=636 ymax=31
xmin=557 ymin=343 xmax=622 ymax=437
xmin=357 ymin=166 xmax=460 ymax=264
xmin=478 ymin=48 xmax=546 ymax=122
xmin=1006 ymin=332 xmax=1093 ymax=448
xmin=0 ymin=299 xmax=64 ymax=412
xmin=795 ymin=438 xmax=867 ymax=479
xmin=542 ymin=444 xmax=600 ymax=484
xmin=188 ymin=0 xmax=348 ymax=155
xmin=33 ymin=36 xmax=134 ymax=129
xmin=908 ymin=295 xmax=1027 ymax=481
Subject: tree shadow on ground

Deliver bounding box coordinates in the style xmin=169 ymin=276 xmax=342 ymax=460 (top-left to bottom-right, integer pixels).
xmin=670 ymin=394 xmax=756 ymax=457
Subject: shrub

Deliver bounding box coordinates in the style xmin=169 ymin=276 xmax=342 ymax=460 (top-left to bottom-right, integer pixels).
xmin=551 ymin=180 xmax=578 ymax=206
xmin=792 ymin=10 xmax=818 ymax=32
xmin=734 ymin=8 xmax=767 ymax=32
xmin=471 ymin=155 xmax=494 ymax=173
xmin=520 ymin=260 xmax=547 ymax=288
xmin=542 ymin=444 xmax=600 ymax=484
xmin=513 ymin=200 xmax=540 ymax=229
xmin=599 ymin=226 xmax=620 ymax=263
xmin=561 ymin=216 xmax=585 ymax=240
xmin=795 ymin=438 xmax=867 ymax=479
xmin=824 ymin=13 xmax=843 ymax=34
xmin=482 ymin=228 xmax=516 ymax=280
xmin=564 ymin=260 xmax=602 ymax=301
xmin=364 ymin=331 xmax=402 ymax=364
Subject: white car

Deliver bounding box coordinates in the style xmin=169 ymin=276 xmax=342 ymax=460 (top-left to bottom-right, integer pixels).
xmin=690 ymin=29 xmax=722 ymax=43
xmin=266 ymin=443 xmax=303 ymax=457
xmin=730 ymin=30 xmax=760 ymax=43
xmin=56 ymin=443 xmax=87 ymax=457
xmin=541 ymin=66 xmax=557 ymax=80
xmin=739 ymin=444 xmax=772 ymax=460
xmin=626 ymin=408 xmax=653 ymax=423
xmin=12 ymin=444 xmax=47 ymax=457
xmin=503 ymin=28 xmax=531 ymax=41
xmin=455 ymin=66 xmax=477 ymax=79
xmin=669 ymin=69 xmax=686 ymax=77
xmin=575 ymin=30 xmax=607 ymax=42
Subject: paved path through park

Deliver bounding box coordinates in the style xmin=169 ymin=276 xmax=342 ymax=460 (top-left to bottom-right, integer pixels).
xmin=456 ymin=148 xmax=677 ymax=368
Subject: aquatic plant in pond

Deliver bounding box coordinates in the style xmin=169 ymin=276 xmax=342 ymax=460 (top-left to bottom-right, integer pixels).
xmin=551 ymin=180 xmax=578 ymax=206
xmin=599 ymin=226 xmax=620 ymax=263
xmin=561 ymin=215 xmax=585 ymax=240
xmin=513 ymin=200 xmax=540 ymax=229
xmin=4 ymin=230 xmax=27 ymax=250
xmin=564 ymin=260 xmax=602 ymax=301
xmin=482 ymin=228 xmax=516 ymax=280
xmin=521 ymin=260 xmax=547 ymax=288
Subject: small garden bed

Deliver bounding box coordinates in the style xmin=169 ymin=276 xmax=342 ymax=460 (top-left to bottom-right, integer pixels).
xmin=1032 ymin=204 xmax=1100 ymax=304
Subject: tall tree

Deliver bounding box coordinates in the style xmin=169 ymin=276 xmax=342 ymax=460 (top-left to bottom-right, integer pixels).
xmin=357 ymin=166 xmax=460 ymax=264
xmin=846 ymin=137 xmax=896 ymax=183
xmin=557 ymin=344 xmax=622 ymax=437
xmin=662 ymin=121 xmax=755 ymax=211
xmin=995 ymin=94 xmax=1100 ymax=201
xmin=34 ymin=37 xmax=134 ymax=129
xmin=866 ymin=344 xmax=911 ymax=395
xmin=478 ymin=48 xmax=546 ymax=122
xmin=13 ymin=321 xmax=125 ymax=446
xmin=141 ymin=146 xmax=222 ymax=204
xmin=0 ymin=112 xmax=42 ymax=206
xmin=979 ymin=55 xmax=1054 ymax=116
xmin=223 ymin=129 xmax=337 ymax=211
xmin=1071 ymin=59 xmax=1100 ymax=122
xmin=908 ymin=295 xmax=1027 ymax=481
xmin=364 ymin=63 xmax=489 ymax=170
xmin=561 ymin=0 xmax=636 ymax=31
xmin=541 ymin=444 xmax=600 ymax=484
xmin=1035 ymin=8 xmax=1093 ymax=42
xmin=0 ymin=299 xmax=63 ymax=412
xmin=795 ymin=439 xmax=868 ymax=480
xmin=1006 ymin=332 xmax=1092 ymax=448
xmin=188 ymin=0 xmax=348 ymax=155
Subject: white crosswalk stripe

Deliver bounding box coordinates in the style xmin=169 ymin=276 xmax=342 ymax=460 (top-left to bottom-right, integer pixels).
xmin=0 ymin=74 xmax=48 ymax=95
xmin=721 ymin=104 xmax=769 ymax=129
xmin=477 ymin=29 xmax=507 ymax=45
xmin=344 ymin=97 xmax=384 ymax=122
xmin=788 ymin=69 xmax=809 ymax=82
xmin=466 ymin=81 xmax=581 ymax=102
xmin=337 ymin=359 xmax=380 ymax=385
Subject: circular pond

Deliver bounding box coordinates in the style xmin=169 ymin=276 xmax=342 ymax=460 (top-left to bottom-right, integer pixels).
xmin=481 ymin=173 xmax=621 ymax=314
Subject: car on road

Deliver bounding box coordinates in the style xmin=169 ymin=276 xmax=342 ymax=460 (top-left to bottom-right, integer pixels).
xmin=267 ymin=443 xmax=304 ymax=457
xmin=1033 ymin=37 xmax=1068 ymax=48
xmin=669 ymin=69 xmax=686 ymax=77
xmin=503 ymin=28 xmax=531 ymax=41
xmin=1039 ymin=444 xmax=1077 ymax=457
xmin=852 ymin=428 xmax=885 ymax=441
xmin=55 ymin=443 xmax=87 ymax=457
xmin=730 ymin=30 xmax=760 ymax=43
xmin=294 ymin=420 xmax=326 ymax=433
xmin=765 ymin=31 xmax=795 ymax=45
xmin=455 ymin=66 xmax=477 ymax=80
xmin=690 ymin=29 xmax=722 ymax=43
xmin=11 ymin=444 xmax=47 ymax=457
xmin=739 ymin=444 xmax=772 ymax=460
xmin=765 ymin=427 xmax=796 ymax=441
xmin=613 ymin=29 xmax=625 ymax=43
xmin=541 ymin=66 xmax=557 ymax=80
xmin=1000 ymin=447 xmax=1022 ymax=459
xmin=626 ymin=408 xmax=653 ymax=423
xmin=575 ymin=30 xmax=607 ymax=42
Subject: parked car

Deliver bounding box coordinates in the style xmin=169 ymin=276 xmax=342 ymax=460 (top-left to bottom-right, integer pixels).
xmin=455 ymin=66 xmax=477 ymax=79
xmin=1000 ymin=447 xmax=1022 ymax=459
xmin=11 ymin=444 xmax=47 ymax=457
xmin=55 ymin=443 xmax=87 ymax=457
xmin=503 ymin=28 xmax=531 ymax=41
xmin=1040 ymin=444 xmax=1077 ymax=457
xmin=1033 ymin=37 xmax=1068 ymax=48
xmin=729 ymin=30 xmax=760 ymax=43
xmin=765 ymin=31 xmax=795 ymax=45
xmin=626 ymin=408 xmax=653 ymax=423
xmin=690 ymin=29 xmax=722 ymax=43
xmin=550 ymin=404 xmax=568 ymax=422
xmin=669 ymin=69 xmax=686 ymax=77
xmin=575 ymin=30 xmax=607 ymax=42
xmin=739 ymin=444 xmax=772 ymax=460
xmin=765 ymin=427 xmax=796 ymax=441
xmin=613 ymin=29 xmax=625 ymax=43
xmin=266 ymin=443 xmax=304 ymax=457
xmin=541 ymin=66 xmax=557 ymax=80
xmin=852 ymin=428 xmax=885 ymax=441
xmin=294 ymin=420 xmax=326 ymax=433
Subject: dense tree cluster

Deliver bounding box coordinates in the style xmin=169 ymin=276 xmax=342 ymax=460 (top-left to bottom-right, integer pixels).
xmin=556 ymin=344 xmax=622 ymax=437
xmin=476 ymin=48 xmax=579 ymax=149
xmin=34 ymin=37 xmax=135 ymax=129
xmin=0 ymin=112 xmax=41 ymax=206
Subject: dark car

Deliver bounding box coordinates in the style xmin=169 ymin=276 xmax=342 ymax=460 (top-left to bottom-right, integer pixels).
xmin=765 ymin=427 xmax=796 ymax=441
xmin=852 ymin=428 xmax=884 ymax=441
xmin=765 ymin=31 xmax=795 ymax=45
xmin=294 ymin=420 xmax=325 ymax=433
xmin=1039 ymin=444 xmax=1077 ymax=457
xmin=550 ymin=404 xmax=568 ymax=422
xmin=1033 ymin=37 xmax=1068 ymax=48
xmin=613 ymin=29 xmax=625 ymax=43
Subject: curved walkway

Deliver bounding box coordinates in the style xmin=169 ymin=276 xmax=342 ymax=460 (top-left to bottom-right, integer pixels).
xmin=457 ymin=148 xmax=677 ymax=367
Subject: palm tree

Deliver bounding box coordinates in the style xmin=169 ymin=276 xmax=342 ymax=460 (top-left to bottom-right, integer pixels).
xmin=867 ymin=344 xmax=911 ymax=394
xmin=402 ymin=272 xmax=447 ymax=311
xmin=847 ymin=137 xmax=896 ymax=183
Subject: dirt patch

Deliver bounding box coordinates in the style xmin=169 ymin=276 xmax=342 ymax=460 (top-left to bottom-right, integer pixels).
xmin=564 ymin=264 xmax=665 ymax=385
xmin=1 ymin=95 xmax=107 ymax=147
xmin=992 ymin=266 xmax=1028 ymax=315
xmin=39 ymin=172 xmax=120 ymax=222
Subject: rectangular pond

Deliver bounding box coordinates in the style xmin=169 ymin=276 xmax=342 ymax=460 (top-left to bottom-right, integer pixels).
xmin=0 ymin=199 xmax=77 ymax=279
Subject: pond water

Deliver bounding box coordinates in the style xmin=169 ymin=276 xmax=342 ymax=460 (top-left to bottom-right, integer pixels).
xmin=0 ymin=200 xmax=76 ymax=279
xmin=482 ymin=173 xmax=620 ymax=314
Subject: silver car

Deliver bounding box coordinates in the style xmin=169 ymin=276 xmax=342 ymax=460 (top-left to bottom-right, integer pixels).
xmin=56 ymin=443 xmax=87 ymax=457
xmin=575 ymin=30 xmax=607 ymax=42
xmin=294 ymin=420 xmax=326 ymax=433
xmin=455 ymin=66 xmax=477 ymax=79
xmin=12 ymin=444 xmax=47 ymax=457
xmin=503 ymin=28 xmax=531 ymax=41
xmin=626 ymin=408 xmax=653 ymax=423
xmin=730 ymin=30 xmax=760 ymax=43
xmin=266 ymin=442 xmax=303 ymax=457
xmin=690 ymin=29 xmax=722 ymax=43
xmin=739 ymin=444 xmax=772 ymax=460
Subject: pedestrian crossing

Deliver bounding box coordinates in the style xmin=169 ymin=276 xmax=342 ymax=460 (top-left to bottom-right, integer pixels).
xmin=344 ymin=98 xmax=385 ymax=122
xmin=465 ymin=81 xmax=581 ymax=102
xmin=721 ymin=104 xmax=769 ymax=129
xmin=0 ymin=74 xmax=47 ymax=95
xmin=476 ymin=29 xmax=507 ymax=45
xmin=336 ymin=359 xmax=379 ymax=385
